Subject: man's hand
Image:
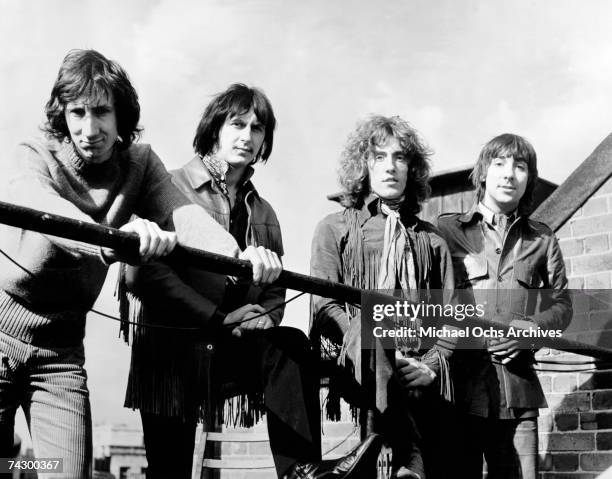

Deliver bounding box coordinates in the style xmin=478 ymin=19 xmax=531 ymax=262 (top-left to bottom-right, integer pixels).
xmin=487 ymin=318 xmax=538 ymax=365
xmin=223 ymin=304 xmax=275 ymax=337
xmin=395 ymin=353 xmax=436 ymax=388
xmin=120 ymin=218 xmax=177 ymax=263
xmin=239 ymin=246 xmax=282 ymax=286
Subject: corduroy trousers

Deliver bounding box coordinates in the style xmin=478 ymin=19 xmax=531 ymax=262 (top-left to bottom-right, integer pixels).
xmin=0 ymin=331 xmax=91 ymax=478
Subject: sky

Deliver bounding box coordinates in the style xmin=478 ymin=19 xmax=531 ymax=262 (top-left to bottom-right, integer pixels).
xmin=2 ymin=0 xmax=612 ymax=446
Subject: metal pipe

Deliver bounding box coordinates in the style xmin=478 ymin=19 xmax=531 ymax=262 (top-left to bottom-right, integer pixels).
xmin=0 ymin=200 xmax=610 ymax=360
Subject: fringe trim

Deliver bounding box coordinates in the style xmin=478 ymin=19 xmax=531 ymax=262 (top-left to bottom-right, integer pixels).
xmin=115 ymin=263 xmax=142 ymax=344
xmin=341 ymin=209 xmax=381 ymax=292
xmin=321 ymin=381 xmax=360 ymax=425
xmin=209 ymin=392 xmax=266 ymax=428
xmin=437 ymin=350 xmax=454 ymax=403
xmin=422 ymin=348 xmax=454 ymax=403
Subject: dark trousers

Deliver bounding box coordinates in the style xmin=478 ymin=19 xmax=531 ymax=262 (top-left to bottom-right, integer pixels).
xmin=141 ymin=327 xmax=321 ymax=479
xmin=141 ymin=412 xmax=196 ymax=479
xmin=458 ymin=413 xmax=538 ymax=479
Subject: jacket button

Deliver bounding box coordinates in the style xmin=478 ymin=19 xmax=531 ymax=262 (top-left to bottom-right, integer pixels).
xmin=497 ymin=276 xmax=503 ymax=282
xmin=495 ymin=248 xmax=501 ymax=254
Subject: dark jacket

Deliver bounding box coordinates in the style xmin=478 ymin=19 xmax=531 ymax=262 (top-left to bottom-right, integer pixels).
xmin=437 ymin=205 xmax=572 ymax=415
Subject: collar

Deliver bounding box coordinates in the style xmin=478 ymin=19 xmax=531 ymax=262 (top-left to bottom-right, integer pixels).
xmin=357 ymin=194 xmax=418 ymax=228
xmin=182 ymin=155 xmax=258 ymax=197
xmin=456 ymin=202 xmax=482 ymax=224
xmin=477 ymin=202 xmax=517 ymax=227
xmin=457 ymin=200 xmax=532 ymax=231
xmin=59 ymin=140 xmax=119 ymax=177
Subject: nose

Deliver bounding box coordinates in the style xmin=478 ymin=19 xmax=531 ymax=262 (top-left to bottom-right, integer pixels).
xmin=238 ymin=125 xmax=253 ymax=144
xmin=501 ymin=162 xmax=515 ymax=179
xmin=383 ymin=156 xmax=396 ymax=172
xmin=81 ymin=114 xmax=99 ymax=138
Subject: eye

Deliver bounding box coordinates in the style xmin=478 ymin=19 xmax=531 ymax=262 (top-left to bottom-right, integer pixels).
xmin=68 ymin=107 xmax=85 ymax=118
xmin=516 ymin=162 xmax=527 ymax=172
xmin=231 ymin=119 xmax=245 ymax=128
xmin=92 ymin=106 xmax=112 ymax=116
xmin=395 ymin=154 xmax=408 ymax=164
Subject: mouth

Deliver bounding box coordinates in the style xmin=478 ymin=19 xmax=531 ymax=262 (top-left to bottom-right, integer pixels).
xmin=498 ymin=185 xmax=516 ymax=191
xmin=382 ymin=178 xmax=398 ymax=184
xmin=234 ymin=147 xmax=253 ymax=155
xmin=80 ymin=139 xmax=104 ymax=148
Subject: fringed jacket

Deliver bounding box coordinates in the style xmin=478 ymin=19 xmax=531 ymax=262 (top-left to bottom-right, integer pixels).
xmin=310 ymin=195 xmax=456 ymax=418
xmin=123 ymin=156 xmax=285 ymax=423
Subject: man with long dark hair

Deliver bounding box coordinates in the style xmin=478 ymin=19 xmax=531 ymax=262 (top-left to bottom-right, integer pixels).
xmin=123 ymin=84 xmax=383 ymax=479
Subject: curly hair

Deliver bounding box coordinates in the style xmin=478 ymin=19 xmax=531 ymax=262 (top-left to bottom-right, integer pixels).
xmin=43 ymin=49 xmax=141 ymax=149
xmin=470 ymin=133 xmax=539 ymax=216
xmin=338 ymin=115 xmax=432 ymax=214
xmin=193 ymin=83 xmax=276 ymax=163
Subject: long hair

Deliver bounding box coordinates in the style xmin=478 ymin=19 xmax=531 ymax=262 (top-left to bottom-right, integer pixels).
xmin=193 ymin=83 xmax=276 ymax=163
xmin=338 ymin=115 xmax=432 ymax=214
xmin=470 ymin=133 xmax=538 ymax=216
xmin=43 ymin=49 xmax=141 ymax=149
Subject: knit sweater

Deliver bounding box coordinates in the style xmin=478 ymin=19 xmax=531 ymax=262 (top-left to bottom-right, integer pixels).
xmin=0 ymin=138 xmax=239 ymax=346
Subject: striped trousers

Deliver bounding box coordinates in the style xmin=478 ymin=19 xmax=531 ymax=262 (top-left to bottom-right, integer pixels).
xmin=0 ymin=331 xmax=91 ymax=478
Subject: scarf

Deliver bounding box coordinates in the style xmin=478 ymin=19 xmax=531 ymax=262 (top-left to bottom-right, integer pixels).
xmin=201 ymin=153 xmax=230 ymax=197
xmin=378 ymin=199 xmax=420 ymax=354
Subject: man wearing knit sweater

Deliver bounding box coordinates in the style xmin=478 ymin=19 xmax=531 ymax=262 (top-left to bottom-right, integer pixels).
xmin=0 ymin=49 xmax=281 ymax=478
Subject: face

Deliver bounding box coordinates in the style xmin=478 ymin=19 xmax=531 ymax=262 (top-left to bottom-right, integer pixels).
xmin=64 ymin=92 xmax=118 ymax=164
xmin=216 ymin=107 xmax=265 ymax=170
xmin=367 ymin=137 xmax=409 ymax=201
xmin=482 ymin=155 xmax=529 ymax=214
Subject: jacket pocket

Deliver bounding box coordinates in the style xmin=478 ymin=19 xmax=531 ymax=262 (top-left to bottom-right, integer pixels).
xmin=514 ymin=263 xmax=543 ymax=288
xmin=453 ymin=253 xmax=488 ymax=288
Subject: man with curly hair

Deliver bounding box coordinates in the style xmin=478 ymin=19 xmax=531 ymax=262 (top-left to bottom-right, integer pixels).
xmin=310 ymin=115 xmax=456 ymax=479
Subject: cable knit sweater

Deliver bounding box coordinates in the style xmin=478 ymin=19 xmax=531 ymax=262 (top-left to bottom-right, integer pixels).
xmin=0 ymin=138 xmax=239 ymax=346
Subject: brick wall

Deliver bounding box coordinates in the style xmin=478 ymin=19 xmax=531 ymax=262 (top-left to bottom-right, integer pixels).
xmin=538 ymin=177 xmax=612 ymax=478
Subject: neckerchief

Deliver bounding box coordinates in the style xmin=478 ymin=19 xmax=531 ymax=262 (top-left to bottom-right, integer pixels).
xmin=200 ymin=153 xmax=230 ymax=197
xmin=377 ymin=197 xmax=421 ymax=353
